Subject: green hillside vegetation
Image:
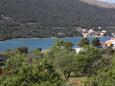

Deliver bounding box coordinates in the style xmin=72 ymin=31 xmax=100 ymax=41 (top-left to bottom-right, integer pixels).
xmin=0 ymin=0 xmax=115 ymax=26
xmin=0 ymin=38 xmax=115 ymax=86
xmin=0 ymin=0 xmax=115 ymax=40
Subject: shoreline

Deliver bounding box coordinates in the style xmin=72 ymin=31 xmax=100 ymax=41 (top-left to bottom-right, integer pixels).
xmin=0 ymin=36 xmax=112 ymax=52
xmin=0 ymin=36 xmax=113 ymax=42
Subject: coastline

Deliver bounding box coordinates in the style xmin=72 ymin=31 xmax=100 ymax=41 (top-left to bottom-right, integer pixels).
xmin=0 ymin=36 xmax=113 ymax=42
xmin=0 ymin=36 xmax=112 ymax=52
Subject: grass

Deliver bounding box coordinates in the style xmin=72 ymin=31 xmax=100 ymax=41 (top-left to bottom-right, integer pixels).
xmin=69 ymin=76 xmax=88 ymax=82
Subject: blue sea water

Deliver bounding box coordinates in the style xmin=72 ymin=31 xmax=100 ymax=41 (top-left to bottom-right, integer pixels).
xmin=0 ymin=37 xmax=112 ymax=51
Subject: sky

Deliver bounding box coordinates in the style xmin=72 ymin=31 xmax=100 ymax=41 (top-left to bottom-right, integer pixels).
xmin=100 ymin=0 xmax=115 ymax=3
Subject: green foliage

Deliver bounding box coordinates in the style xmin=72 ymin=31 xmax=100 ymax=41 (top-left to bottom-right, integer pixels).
xmin=52 ymin=40 xmax=74 ymax=51
xmin=65 ymin=41 xmax=74 ymax=50
xmin=0 ymin=0 xmax=115 ymax=39
xmin=85 ymin=70 xmax=115 ymax=86
xmin=84 ymin=53 xmax=115 ymax=86
xmin=17 ymin=47 xmax=28 ymax=54
xmin=50 ymin=40 xmax=113 ymax=81
xmin=53 ymin=40 xmax=65 ymax=50
xmin=1 ymin=39 xmax=115 ymax=85
xmin=104 ymin=48 xmax=115 ymax=55
xmin=32 ymin=49 xmax=41 ymax=56
xmin=53 ymin=49 xmax=77 ymax=80
xmin=0 ymin=54 xmax=63 ymax=86
xmin=75 ymin=46 xmax=112 ymax=76
xmin=49 ymin=40 xmax=76 ymax=80
xmin=0 ymin=0 xmax=115 ymax=27
xmin=78 ymin=38 xmax=89 ymax=47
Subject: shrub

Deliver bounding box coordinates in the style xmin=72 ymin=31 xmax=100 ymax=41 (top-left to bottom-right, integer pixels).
xmin=0 ymin=54 xmax=63 ymax=86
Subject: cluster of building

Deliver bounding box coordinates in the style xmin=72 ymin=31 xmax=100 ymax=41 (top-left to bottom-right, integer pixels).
xmin=104 ymin=38 xmax=115 ymax=49
xmin=76 ymin=27 xmax=115 ymax=37
xmin=81 ymin=27 xmax=108 ymax=37
xmin=57 ymin=27 xmax=112 ymax=38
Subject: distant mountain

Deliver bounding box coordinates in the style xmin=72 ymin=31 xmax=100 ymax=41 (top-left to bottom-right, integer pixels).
xmin=0 ymin=0 xmax=115 ymax=26
xmin=81 ymin=0 xmax=115 ymax=8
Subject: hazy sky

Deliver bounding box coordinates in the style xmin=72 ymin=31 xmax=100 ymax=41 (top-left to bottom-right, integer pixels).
xmin=100 ymin=0 xmax=115 ymax=3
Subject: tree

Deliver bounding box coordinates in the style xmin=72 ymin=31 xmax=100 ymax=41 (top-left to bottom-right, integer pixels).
xmin=78 ymin=38 xmax=89 ymax=47
xmin=52 ymin=40 xmax=74 ymax=51
xmin=65 ymin=41 xmax=74 ymax=50
xmin=75 ymin=46 xmax=112 ymax=76
xmin=32 ymin=48 xmax=43 ymax=58
xmin=0 ymin=54 xmax=63 ymax=86
xmin=91 ymin=37 xmax=102 ymax=48
xmin=52 ymin=40 xmax=65 ymax=50
xmin=16 ymin=47 xmax=28 ymax=54
xmin=53 ymin=49 xmax=77 ymax=80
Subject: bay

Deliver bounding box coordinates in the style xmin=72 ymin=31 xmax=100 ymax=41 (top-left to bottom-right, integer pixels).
xmin=0 ymin=37 xmax=112 ymax=51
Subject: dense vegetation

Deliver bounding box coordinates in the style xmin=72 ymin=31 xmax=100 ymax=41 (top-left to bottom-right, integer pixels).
xmin=0 ymin=38 xmax=115 ymax=86
xmin=0 ymin=0 xmax=115 ymax=40
xmin=0 ymin=0 xmax=115 ymax=26
xmin=0 ymin=18 xmax=82 ymax=40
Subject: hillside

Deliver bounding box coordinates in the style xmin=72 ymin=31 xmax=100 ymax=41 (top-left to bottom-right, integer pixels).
xmin=0 ymin=0 xmax=115 ymax=39
xmin=0 ymin=0 xmax=115 ymax=26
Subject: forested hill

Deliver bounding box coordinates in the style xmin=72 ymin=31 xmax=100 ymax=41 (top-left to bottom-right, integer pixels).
xmin=0 ymin=0 xmax=115 ymax=26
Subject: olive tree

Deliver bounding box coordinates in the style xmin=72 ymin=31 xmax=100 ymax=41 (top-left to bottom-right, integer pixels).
xmin=53 ymin=49 xmax=77 ymax=80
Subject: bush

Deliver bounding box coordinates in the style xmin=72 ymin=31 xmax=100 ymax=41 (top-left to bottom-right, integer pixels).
xmin=78 ymin=38 xmax=89 ymax=47
xmin=0 ymin=54 xmax=63 ymax=86
xmin=85 ymin=54 xmax=115 ymax=86
xmin=85 ymin=70 xmax=115 ymax=86
xmin=75 ymin=46 xmax=112 ymax=76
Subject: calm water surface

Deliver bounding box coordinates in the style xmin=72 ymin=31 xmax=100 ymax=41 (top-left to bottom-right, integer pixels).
xmin=0 ymin=37 xmax=112 ymax=51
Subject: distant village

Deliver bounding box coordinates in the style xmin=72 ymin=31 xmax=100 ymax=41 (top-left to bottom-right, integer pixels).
xmin=76 ymin=27 xmax=114 ymax=37
xmin=57 ymin=26 xmax=115 ymax=38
